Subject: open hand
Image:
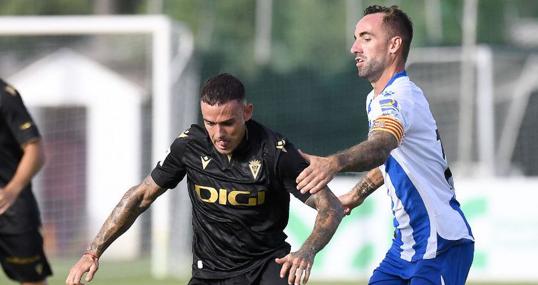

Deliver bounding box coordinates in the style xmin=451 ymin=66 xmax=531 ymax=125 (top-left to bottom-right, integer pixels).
xmin=296 ymin=150 xmax=338 ymax=194
xmin=0 ymin=188 xmax=17 ymax=215
xmin=275 ymin=249 xmax=315 ymax=285
xmin=66 ymin=253 xmax=99 ymax=285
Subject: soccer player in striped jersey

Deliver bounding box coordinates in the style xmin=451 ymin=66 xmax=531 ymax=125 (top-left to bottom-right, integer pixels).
xmin=296 ymin=5 xmax=474 ymax=285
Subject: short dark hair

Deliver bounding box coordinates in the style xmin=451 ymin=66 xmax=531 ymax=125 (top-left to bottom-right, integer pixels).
xmin=363 ymin=5 xmax=413 ymax=62
xmin=200 ymin=73 xmax=245 ymax=105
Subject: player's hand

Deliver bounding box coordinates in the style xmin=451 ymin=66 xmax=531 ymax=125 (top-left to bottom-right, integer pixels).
xmin=338 ymin=191 xmax=365 ymax=215
xmin=66 ymin=253 xmax=99 ymax=285
xmin=296 ymin=150 xmax=338 ymax=194
xmin=0 ymin=188 xmax=18 ymax=215
xmin=275 ymin=248 xmax=315 ymax=285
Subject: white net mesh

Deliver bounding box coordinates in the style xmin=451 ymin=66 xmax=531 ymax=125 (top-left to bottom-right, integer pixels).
xmin=407 ymin=47 xmax=538 ymax=177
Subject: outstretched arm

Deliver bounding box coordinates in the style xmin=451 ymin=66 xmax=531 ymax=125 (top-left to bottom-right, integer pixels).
xmin=0 ymin=139 xmax=45 ymax=214
xmin=66 ymin=175 xmax=166 ymax=285
xmin=339 ymin=168 xmax=384 ymax=215
xmin=296 ymin=130 xmax=398 ymax=194
xmin=275 ymin=188 xmax=344 ymax=285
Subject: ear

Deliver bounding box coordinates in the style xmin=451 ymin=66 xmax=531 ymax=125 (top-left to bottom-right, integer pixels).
xmin=389 ymin=36 xmax=403 ymax=55
xmin=244 ymin=103 xmax=253 ymax=121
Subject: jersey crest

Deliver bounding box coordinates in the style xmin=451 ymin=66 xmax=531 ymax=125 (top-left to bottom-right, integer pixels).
xmin=248 ymin=159 xmax=262 ymax=179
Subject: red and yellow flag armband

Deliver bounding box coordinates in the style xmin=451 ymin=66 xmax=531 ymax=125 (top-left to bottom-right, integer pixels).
xmin=370 ymin=116 xmax=404 ymax=143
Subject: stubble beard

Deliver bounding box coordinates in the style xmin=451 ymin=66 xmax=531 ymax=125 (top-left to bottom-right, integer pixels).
xmin=357 ymin=59 xmax=383 ymax=82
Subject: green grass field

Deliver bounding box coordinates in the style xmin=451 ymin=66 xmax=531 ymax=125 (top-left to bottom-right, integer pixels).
xmin=1 ymin=258 xmax=537 ymax=285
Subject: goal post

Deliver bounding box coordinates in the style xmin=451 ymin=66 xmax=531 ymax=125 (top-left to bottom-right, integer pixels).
xmin=406 ymin=46 xmax=495 ymax=176
xmin=0 ymin=15 xmax=197 ymax=278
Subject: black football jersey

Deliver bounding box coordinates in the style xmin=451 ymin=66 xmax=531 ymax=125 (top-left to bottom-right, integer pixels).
xmin=151 ymin=120 xmax=311 ymax=279
xmin=0 ymin=79 xmax=42 ymax=234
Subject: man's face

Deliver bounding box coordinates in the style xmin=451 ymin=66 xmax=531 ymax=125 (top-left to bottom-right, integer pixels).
xmin=201 ymin=100 xmax=253 ymax=155
xmin=350 ymin=13 xmax=391 ymax=81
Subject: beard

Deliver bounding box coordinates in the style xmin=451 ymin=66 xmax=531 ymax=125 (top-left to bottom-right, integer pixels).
xmin=357 ymin=58 xmax=383 ymax=81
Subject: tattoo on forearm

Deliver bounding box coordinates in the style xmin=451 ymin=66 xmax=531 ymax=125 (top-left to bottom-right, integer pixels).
xmin=301 ymin=191 xmax=343 ymax=255
xmin=335 ymin=131 xmax=398 ymax=172
xmin=352 ymin=177 xmax=378 ymax=201
xmin=88 ymin=177 xmax=161 ymax=256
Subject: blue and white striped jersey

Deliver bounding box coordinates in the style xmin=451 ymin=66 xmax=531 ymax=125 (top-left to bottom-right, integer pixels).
xmin=366 ymin=71 xmax=474 ymax=262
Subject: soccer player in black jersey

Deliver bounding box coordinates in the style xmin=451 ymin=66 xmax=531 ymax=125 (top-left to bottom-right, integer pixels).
xmin=0 ymin=79 xmax=52 ymax=285
xmin=66 ymin=73 xmax=344 ymax=285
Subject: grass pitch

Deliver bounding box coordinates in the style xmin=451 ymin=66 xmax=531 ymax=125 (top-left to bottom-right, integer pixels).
xmin=1 ymin=258 xmax=537 ymax=285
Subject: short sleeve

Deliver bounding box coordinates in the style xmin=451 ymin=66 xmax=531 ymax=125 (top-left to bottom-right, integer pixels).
xmin=276 ymin=140 xmax=311 ymax=203
xmin=368 ymin=91 xmax=406 ymax=143
xmin=0 ymin=83 xmax=41 ymax=145
xmin=151 ymin=138 xmax=188 ymax=189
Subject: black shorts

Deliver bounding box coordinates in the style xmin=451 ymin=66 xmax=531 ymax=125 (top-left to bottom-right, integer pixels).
xmin=188 ymin=258 xmax=287 ymax=285
xmin=0 ymin=229 xmax=52 ymax=282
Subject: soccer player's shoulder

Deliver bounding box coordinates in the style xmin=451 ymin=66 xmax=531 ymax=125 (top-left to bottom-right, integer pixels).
xmin=170 ymin=124 xmax=207 ymax=151
xmin=252 ymin=121 xmax=291 ymax=161
xmin=248 ymin=120 xmax=283 ymax=146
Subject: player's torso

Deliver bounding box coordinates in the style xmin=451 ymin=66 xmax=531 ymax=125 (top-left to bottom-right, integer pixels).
xmin=367 ymin=76 xmax=473 ymax=261
xmin=0 ymin=83 xmax=41 ymax=234
xmin=0 ymin=92 xmax=25 ymax=184
xmin=182 ymin=122 xmax=291 ymax=277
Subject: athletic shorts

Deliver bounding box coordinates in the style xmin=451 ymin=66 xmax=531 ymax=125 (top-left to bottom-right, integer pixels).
xmin=369 ymin=241 xmax=474 ymax=285
xmin=0 ymin=229 xmax=53 ymax=282
xmin=188 ymin=257 xmax=288 ymax=285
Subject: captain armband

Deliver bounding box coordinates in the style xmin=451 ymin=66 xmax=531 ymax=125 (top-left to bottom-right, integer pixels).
xmin=369 ymin=116 xmax=404 ymax=143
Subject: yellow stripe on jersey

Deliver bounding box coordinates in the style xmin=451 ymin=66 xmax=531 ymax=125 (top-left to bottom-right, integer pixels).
xmin=370 ymin=116 xmax=404 ymax=143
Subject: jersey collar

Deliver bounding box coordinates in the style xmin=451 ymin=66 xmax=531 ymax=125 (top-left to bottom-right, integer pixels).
xmin=382 ymin=70 xmax=407 ymax=93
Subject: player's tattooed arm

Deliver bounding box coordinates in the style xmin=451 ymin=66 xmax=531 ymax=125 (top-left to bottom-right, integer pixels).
xmin=296 ymin=130 xmax=397 ymax=194
xmin=339 ymin=168 xmax=384 ymax=214
xmin=334 ymin=130 xmax=398 ymax=172
xmin=276 ymin=188 xmax=344 ymax=284
xmin=86 ymin=175 xmax=166 ymax=257
xmin=67 ymin=175 xmax=166 ymax=285
xmin=302 ymin=188 xmax=344 ymax=253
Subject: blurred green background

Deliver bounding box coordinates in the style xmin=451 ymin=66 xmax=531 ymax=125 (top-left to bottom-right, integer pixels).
xmin=2 ymin=0 xmax=538 ymax=284
xmin=2 ymin=0 xmax=538 ymax=156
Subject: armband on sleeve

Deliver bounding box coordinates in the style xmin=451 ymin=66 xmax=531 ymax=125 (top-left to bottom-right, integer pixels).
xmin=369 ymin=115 xmax=404 ymax=143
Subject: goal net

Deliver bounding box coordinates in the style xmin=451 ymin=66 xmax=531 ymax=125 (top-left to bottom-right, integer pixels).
xmin=0 ymin=15 xmax=197 ymax=278
xmin=406 ymin=46 xmax=495 ymax=176
xmin=407 ymin=46 xmax=538 ymax=177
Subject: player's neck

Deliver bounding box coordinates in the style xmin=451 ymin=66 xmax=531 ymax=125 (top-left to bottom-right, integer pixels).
xmin=372 ymin=64 xmax=405 ymax=97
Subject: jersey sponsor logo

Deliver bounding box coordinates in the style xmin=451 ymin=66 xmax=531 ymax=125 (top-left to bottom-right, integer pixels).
xmin=276 ymin=139 xmax=287 ymax=152
xmin=201 ymin=155 xmax=212 ymax=169
xmin=194 ymin=184 xmax=266 ymax=206
xmin=249 ymin=159 xmax=261 ymax=179
xmin=379 ymin=98 xmax=399 ymax=112
xmin=19 ymin=121 xmax=32 ymax=130
xmin=178 ymin=130 xmax=189 ymax=138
